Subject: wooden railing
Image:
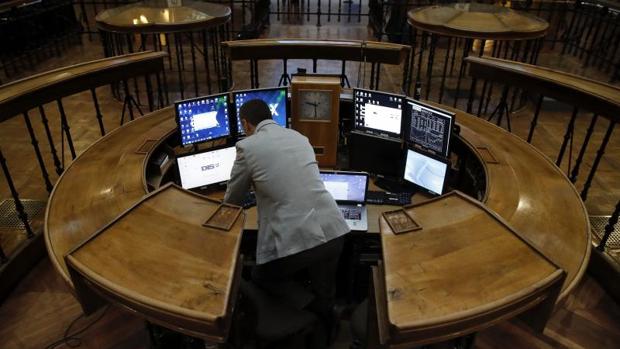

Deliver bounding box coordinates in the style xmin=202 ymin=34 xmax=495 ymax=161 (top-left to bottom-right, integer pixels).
xmin=222 ymin=38 xmax=412 ymax=91
xmin=0 ymin=51 xmax=167 ymax=300
xmin=465 ymin=56 xmax=620 ymax=251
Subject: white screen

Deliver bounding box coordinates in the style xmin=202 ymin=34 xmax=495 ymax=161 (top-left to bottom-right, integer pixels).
xmin=178 ymin=147 xmax=237 ymax=189
xmin=324 ymin=181 xmax=349 ymax=201
xmin=403 ymin=149 xmax=447 ymax=195
xmin=191 ymin=111 xmax=219 ymax=130
xmin=364 ymin=103 xmax=402 ymax=134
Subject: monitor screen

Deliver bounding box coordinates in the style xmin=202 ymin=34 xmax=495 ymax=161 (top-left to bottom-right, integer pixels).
xmin=403 ymin=148 xmax=448 ymax=196
xmin=234 ymin=87 xmax=288 ymax=136
xmin=353 ymin=88 xmax=404 ymax=138
xmin=175 ymin=94 xmax=230 ymax=146
xmin=177 ymin=146 xmax=237 ymax=190
xmin=405 ymin=99 xmax=454 ymax=157
xmin=319 ymin=172 xmax=368 ymax=203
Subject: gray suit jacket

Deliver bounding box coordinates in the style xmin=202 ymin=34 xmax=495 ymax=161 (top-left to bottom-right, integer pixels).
xmin=224 ymin=119 xmax=350 ymax=264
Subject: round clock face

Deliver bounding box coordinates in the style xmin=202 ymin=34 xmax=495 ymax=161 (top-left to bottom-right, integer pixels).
xmin=299 ymin=90 xmax=333 ymax=121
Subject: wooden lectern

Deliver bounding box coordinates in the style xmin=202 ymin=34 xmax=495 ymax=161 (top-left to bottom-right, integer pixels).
xmin=290 ymin=75 xmax=341 ymax=167
xmin=65 ymin=184 xmax=245 ymax=344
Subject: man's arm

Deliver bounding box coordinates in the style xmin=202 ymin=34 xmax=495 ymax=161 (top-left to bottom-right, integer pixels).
xmin=224 ymin=144 xmax=251 ymax=205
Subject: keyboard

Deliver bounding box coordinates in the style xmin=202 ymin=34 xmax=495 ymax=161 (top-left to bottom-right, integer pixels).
xmin=366 ymin=191 xmax=412 ymax=206
xmin=241 ymin=192 xmax=256 ymax=209
xmin=340 ymin=207 xmax=362 ymax=220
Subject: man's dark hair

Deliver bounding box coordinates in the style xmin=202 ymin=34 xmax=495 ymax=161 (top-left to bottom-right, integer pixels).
xmin=239 ymin=99 xmax=272 ymax=126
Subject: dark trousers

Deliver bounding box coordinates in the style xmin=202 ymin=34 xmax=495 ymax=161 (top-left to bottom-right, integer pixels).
xmin=252 ymin=235 xmax=346 ymax=342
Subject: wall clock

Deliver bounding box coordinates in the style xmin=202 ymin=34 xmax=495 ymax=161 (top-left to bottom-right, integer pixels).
xmin=291 ymin=75 xmax=341 ymax=167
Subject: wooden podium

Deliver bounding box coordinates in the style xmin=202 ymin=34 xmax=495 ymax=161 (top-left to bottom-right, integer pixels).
xmin=290 ymin=75 xmax=341 ymax=167
xmin=374 ymin=191 xmax=565 ymax=347
xmin=65 ymin=184 xmax=245 ymax=344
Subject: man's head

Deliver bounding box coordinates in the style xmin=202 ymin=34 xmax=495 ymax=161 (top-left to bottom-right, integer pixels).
xmin=239 ymin=99 xmax=272 ymax=136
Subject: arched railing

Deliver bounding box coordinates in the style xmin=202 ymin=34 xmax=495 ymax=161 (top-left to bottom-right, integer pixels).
xmin=0 ymin=51 xmax=167 ymax=300
xmin=465 ymin=56 xmax=619 ymax=252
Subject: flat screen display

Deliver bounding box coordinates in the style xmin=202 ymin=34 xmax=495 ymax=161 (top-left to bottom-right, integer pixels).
xmin=175 ymin=93 xmax=230 ymax=146
xmin=177 ymin=146 xmax=237 ymax=190
xmin=403 ymin=148 xmax=448 ymax=196
xmin=233 ymin=87 xmax=288 ymax=136
xmin=406 ymin=99 xmax=454 ymax=157
xmin=353 ymin=88 xmax=404 ymax=138
xmin=319 ymin=171 xmax=368 ymax=203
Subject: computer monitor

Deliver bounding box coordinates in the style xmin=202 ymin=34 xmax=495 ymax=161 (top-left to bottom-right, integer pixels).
xmin=353 ymin=88 xmax=404 ymax=139
xmin=403 ymin=148 xmax=448 ymax=196
xmin=175 ymin=93 xmax=230 ymax=146
xmin=177 ymin=146 xmax=237 ymax=190
xmin=348 ymin=130 xmax=402 ymax=178
xmin=405 ymin=99 xmax=455 ymax=157
xmin=233 ymin=87 xmax=288 ymax=136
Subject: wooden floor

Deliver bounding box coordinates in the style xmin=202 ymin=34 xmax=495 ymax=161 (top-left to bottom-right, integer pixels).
xmin=1 ymin=11 xmax=620 ymax=349
xmin=1 ymin=257 xmax=619 ymax=349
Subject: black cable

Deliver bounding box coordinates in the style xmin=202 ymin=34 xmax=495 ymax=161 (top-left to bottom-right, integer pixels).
xmin=44 ymin=305 xmax=109 ymax=349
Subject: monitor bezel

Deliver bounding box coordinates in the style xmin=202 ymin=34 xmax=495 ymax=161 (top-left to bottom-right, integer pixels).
xmin=352 ymin=88 xmax=406 ymax=139
xmin=176 ymin=144 xmax=237 ymax=191
xmin=319 ymin=170 xmax=369 ymax=205
xmin=174 ymin=92 xmax=231 ymax=147
xmin=231 ymin=86 xmax=290 ymax=138
xmin=401 ymin=146 xmax=449 ymax=197
xmin=404 ymin=98 xmax=456 ymax=158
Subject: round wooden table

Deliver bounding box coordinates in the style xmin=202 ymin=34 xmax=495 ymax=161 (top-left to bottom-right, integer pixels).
xmin=96 ymin=0 xmax=232 ymax=101
xmin=406 ymin=3 xmax=549 ymax=120
xmin=44 ymin=94 xmax=589 ymax=346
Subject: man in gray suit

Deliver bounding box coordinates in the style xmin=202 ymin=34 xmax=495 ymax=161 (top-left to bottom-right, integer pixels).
xmin=224 ymin=99 xmax=349 ymax=342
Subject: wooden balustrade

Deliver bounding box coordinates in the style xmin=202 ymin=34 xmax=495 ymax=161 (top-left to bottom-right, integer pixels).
xmin=465 ymin=55 xmax=620 ymax=249
xmin=221 ymin=38 xmax=411 ymax=90
xmin=0 ymin=51 xmax=168 ymax=301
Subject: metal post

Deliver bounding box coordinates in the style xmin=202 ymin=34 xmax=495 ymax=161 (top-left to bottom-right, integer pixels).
xmin=570 ymin=114 xmax=598 ymax=183
xmin=0 ymin=147 xmax=34 ymax=238
xmin=23 ymin=111 xmax=53 ymax=192
xmin=581 ymin=121 xmax=616 ymax=201
xmin=57 ymin=99 xmax=76 ymax=159
xmin=556 ymin=106 xmax=579 ymax=167
xmin=91 ymin=88 xmax=106 ymax=136
xmin=38 ymin=106 xmax=63 ymax=175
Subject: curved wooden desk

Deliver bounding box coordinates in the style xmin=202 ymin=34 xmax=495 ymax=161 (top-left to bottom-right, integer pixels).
xmin=407 ymin=3 xmax=549 ymax=40
xmin=44 ymin=103 xmax=589 ymax=342
xmin=95 ymin=0 xmax=231 ymax=33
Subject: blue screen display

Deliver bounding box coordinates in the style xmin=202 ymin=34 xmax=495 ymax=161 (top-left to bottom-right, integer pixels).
xmin=176 ymin=94 xmax=230 ymax=146
xmin=234 ymin=88 xmax=288 ymax=135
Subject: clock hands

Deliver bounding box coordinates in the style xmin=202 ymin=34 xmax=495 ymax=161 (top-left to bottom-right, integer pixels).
xmin=305 ymin=101 xmax=319 ymax=118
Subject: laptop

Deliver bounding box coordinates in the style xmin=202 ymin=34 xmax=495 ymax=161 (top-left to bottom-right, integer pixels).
xmin=319 ymin=171 xmax=369 ymax=231
xmin=177 ymin=146 xmax=237 ymax=191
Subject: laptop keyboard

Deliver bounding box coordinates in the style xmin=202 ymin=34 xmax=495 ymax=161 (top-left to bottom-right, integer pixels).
xmin=340 ymin=207 xmax=362 ymax=220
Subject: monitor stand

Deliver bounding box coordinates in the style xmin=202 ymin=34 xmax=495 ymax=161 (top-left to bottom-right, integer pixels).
xmin=373 ymin=175 xmax=412 ymax=194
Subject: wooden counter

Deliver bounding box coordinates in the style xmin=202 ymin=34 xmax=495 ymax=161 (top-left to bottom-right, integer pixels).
xmin=377 ymin=191 xmax=565 ymax=347
xmin=66 ymin=185 xmax=243 ymax=342
xmin=44 ymin=102 xmax=589 ymax=341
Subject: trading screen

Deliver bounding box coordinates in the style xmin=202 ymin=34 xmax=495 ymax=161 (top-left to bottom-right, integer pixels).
xmin=406 ymin=100 xmax=453 ymax=156
xmin=319 ymin=172 xmax=368 ymax=203
xmin=234 ymin=88 xmax=288 ymax=135
xmin=176 ymin=94 xmax=230 ymax=146
xmin=177 ymin=146 xmax=237 ymax=190
xmin=403 ymin=148 xmax=448 ymax=196
xmin=354 ymin=89 xmax=404 ymax=138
